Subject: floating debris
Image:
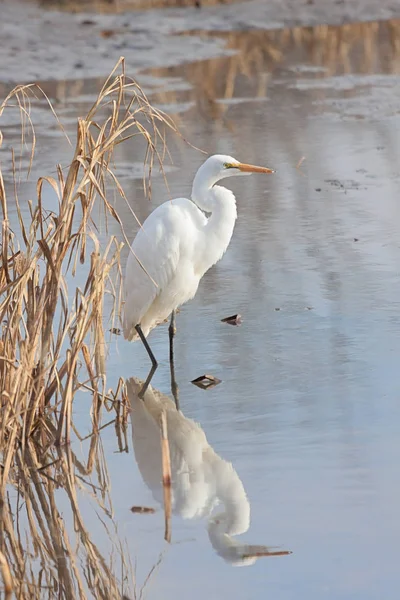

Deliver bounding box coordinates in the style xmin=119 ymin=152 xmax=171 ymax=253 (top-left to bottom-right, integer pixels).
xmin=274 ymin=307 xmax=281 ymax=311
xmin=221 ymin=313 xmax=242 ymax=326
xmin=101 ymin=30 xmax=115 ymax=38
xmin=296 ymin=156 xmax=306 ymax=170
xmin=296 ymin=156 xmax=306 ymax=177
xmin=315 ymin=188 xmax=322 ymax=192
xmin=130 ymin=506 xmax=155 ymax=514
xmin=110 ymin=328 xmax=121 ymax=335
xmin=354 ymin=237 xmax=359 ymax=242
xmin=191 ymin=374 xmax=222 ymax=390
xmin=325 ymin=179 xmax=362 ymax=191
xmin=304 ymin=306 xmax=313 ymax=311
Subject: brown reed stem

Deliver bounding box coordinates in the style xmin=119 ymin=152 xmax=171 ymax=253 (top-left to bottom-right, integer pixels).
xmin=160 ymin=410 xmax=172 ymax=544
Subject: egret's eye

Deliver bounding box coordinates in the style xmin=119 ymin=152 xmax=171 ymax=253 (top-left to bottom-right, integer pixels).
xmin=223 ymin=162 xmax=236 ymax=169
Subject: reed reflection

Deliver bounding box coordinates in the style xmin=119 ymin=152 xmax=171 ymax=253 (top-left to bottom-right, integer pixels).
xmin=148 ymin=19 xmax=400 ymax=124
xmin=0 ymin=413 xmax=133 ymax=599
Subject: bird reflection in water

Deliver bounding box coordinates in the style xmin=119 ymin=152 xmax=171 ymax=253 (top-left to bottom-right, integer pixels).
xmin=127 ymin=377 xmax=291 ymax=566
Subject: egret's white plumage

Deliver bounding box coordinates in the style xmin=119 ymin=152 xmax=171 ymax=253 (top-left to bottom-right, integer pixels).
xmin=127 ymin=378 xmax=290 ymax=565
xmin=123 ymin=154 xmax=274 ymax=343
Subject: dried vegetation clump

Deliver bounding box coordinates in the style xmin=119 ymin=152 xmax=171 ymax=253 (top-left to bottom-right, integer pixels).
xmin=0 ymin=58 xmax=177 ymax=598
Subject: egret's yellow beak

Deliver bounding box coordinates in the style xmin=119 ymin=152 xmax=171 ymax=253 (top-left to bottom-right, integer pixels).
xmin=236 ymin=162 xmax=275 ymax=174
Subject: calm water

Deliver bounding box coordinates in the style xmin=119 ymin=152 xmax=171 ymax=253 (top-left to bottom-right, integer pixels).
xmin=2 ymin=18 xmax=400 ymax=600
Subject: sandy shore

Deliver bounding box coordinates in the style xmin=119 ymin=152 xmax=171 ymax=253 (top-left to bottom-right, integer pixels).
xmin=1 ymin=0 xmax=399 ymax=83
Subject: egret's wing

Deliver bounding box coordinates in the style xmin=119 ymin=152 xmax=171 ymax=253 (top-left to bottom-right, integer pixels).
xmin=123 ymin=199 xmax=202 ymax=339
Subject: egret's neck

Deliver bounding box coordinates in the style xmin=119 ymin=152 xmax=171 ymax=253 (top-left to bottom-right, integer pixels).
xmin=191 ymin=176 xmax=237 ymax=274
xmin=192 ymin=168 xmax=218 ymax=212
xmin=212 ymin=453 xmax=250 ymax=536
xmin=206 ymin=454 xmax=253 ymax=566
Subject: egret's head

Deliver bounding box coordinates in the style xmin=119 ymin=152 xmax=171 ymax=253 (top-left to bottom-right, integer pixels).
xmin=200 ymin=154 xmax=275 ymax=184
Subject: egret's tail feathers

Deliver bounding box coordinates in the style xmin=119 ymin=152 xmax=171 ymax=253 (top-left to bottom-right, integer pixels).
xmin=122 ymin=319 xmax=139 ymax=341
xmin=125 ymin=329 xmax=139 ymax=342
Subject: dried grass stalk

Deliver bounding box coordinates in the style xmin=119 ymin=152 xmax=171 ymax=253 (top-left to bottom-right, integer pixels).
xmin=0 ymin=551 xmax=13 ymax=600
xmin=0 ymin=57 xmax=178 ymax=448
xmin=159 ymin=410 xmax=172 ymax=544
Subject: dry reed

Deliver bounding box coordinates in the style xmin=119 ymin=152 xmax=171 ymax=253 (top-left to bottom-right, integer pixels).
xmin=0 ymin=56 xmax=178 ymax=447
xmin=159 ymin=411 xmax=172 ymax=543
xmin=0 ymin=57 xmax=179 ymax=598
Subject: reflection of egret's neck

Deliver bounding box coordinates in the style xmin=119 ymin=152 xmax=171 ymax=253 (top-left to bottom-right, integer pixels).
xmin=204 ymin=452 xmax=266 ymax=568
xmin=208 ymin=451 xmax=250 ymax=535
xmin=208 ymin=514 xmax=291 ymax=567
xmin=207 ymin=514 xmax=259 ymax=567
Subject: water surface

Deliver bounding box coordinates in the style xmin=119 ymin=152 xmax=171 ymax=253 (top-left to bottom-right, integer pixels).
xmin=2 ymin=18 xmax=400 ymax=600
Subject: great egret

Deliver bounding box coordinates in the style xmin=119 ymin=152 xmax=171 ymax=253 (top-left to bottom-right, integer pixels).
xmin=127 ymin=377 xmax=290 ymax=565
xmin=122 ymin=154 xmax=274 ymax=371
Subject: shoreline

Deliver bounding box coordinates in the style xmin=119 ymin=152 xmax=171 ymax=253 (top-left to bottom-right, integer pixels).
xmin=1 ymin=0 xmax=399 ymax=84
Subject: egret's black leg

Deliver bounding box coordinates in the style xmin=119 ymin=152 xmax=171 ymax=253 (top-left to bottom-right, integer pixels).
xmin=135 ymin=324 xmax=158 ymax=368
xmin=138 ymin=364 xmax=157 ymax=400
xmin=169 ymin=310 xmax=180 ymax=410
xmin=169 ymin=310 xmax=177 ymax=358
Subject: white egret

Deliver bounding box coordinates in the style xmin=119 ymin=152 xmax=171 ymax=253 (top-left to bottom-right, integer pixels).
xmin=122 ymin=154 xmax=274 ymax=368
xmin=127 ymin=377 xmax=290 ymax=565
